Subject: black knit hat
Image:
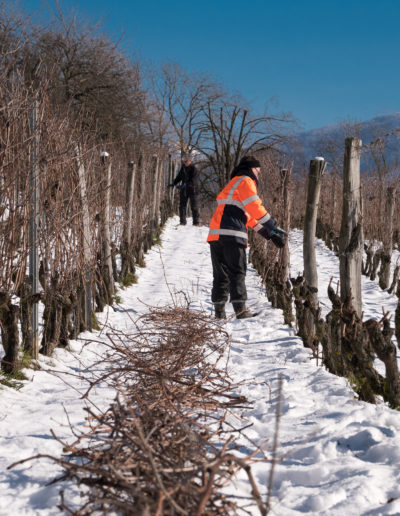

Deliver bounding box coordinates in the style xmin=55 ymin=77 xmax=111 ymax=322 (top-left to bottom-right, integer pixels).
xmin=238 ymin=155 xmax=261 ymax=169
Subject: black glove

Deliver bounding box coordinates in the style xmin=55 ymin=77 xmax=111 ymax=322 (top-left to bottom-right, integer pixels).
xmin=257 ymin=217 xmax=278 ymax=239
xmin=270 ymin=227 xmax=287 ymax=248
xmin=168 ymin=183 xmax=175 ymax=188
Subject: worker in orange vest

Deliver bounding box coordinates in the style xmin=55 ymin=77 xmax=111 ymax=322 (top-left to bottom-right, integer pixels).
xmin=207 ymin=155 xmax=286 ymax=319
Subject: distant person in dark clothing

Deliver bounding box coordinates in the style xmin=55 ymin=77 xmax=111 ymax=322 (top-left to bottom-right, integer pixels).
xmin=170 ymin=155 xmax=200 ymax=225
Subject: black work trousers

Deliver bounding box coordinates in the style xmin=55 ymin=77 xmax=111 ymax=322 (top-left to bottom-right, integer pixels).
xmin=179 ymin=186 xmax=199 ymax=225
xmin=209 ymin=240 xmax=247 ymax=305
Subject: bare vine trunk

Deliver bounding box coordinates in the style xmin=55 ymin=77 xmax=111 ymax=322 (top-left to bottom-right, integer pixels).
xmin=18 ymin=276 xmax=40 ymax=355
xmin=0 ymin=292 xmax=20 ymax=374
xmin=365 ymin=316 xmax=400 ymax=408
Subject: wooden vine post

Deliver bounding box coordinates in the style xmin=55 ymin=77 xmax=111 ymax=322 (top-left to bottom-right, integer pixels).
xmin=303 ymin=157 xmax=326 ymax=303
xmin=379 ymin=186 xmax=396 ymax=290
xmin=120 ymin=161 xmax=136 ymax=280
xmin=29 ymin=99 xmax=40 ymax=359
xmin=100 ymin=151 xmax=114 ymax=304
xmin=276 ymin=167 xmax=293 ymax=326
xmin=76 ymin=147 xmax=93 ymax=331
xmin=168 ymin=153 xmax=174 ymax=206
xmin=339 ymin=138 xmax=363 ymax=317
xmin=279 ymin=168 xmax=291 ymax=283
xmin=172 ymin=159 xmax=179 ymax=213
xmin=136 ymin=154 xmax=148 ymax=262
xmin=298 ymin=157 xmax=326 ymax=351
xmin=156 ymin=156 xmax=164 ymax=225
xmin=151 ymin=155 xmax=160 ymax=233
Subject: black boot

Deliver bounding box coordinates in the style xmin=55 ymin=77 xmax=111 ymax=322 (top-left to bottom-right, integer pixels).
xmin=214 ymin=303 xmax=226 ymax=320
xmin=232 ymin=302 xmax=255 ymax=319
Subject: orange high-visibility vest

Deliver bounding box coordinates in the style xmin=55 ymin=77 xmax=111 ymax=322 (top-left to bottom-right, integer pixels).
xmin=207 ymin=174 xmax=271 ymax=246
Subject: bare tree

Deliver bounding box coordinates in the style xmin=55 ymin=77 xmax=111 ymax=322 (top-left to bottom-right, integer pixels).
xmin=199 ymin=97 xmax=294 ymax=192
xmin=26 ymin=9 xmax=145 ymax=144
xmin=149 ymin=62 xmax=220 ymax=155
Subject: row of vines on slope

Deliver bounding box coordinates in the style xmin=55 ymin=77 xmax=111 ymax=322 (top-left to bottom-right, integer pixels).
xmin=250 ymin=138 xmax=400 ymax=409
xmin=0 ymin=8 xmax=180 ymax=374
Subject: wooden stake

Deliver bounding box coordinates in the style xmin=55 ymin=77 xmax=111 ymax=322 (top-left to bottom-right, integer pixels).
xmin=303 ymin=157 xmax=326 ymax=305
xmin=29 ymin=100 xmax=40 ymax=359
xmin=339 ymin=138 xmax=363 ymax=316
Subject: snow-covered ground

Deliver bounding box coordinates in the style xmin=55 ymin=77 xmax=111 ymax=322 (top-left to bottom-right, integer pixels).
xmin=1 ymin=216 xmax=400 ymax=515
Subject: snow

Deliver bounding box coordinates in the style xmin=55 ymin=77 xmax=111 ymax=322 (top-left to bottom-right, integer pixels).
xmin=1 ymin=216 xmax=400 ymax=515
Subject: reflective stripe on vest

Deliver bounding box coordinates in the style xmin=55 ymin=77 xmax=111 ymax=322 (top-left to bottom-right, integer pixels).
xmin=217 ymin=193 xmax=261 ymax=209
xmin=242 ymin=194 xmax=259 ymax=205
xmin=217 ymin=198 xmax=244 ymax=209
xmin=208 ymin=228 xmax=248 ymax=239
xmin=258 ymin=213 xmax=271 ymax=224
xmin=227 ymin=176 xmax=247 ymax=200
xmin=217 ymin=193 xmax=268 ymax=227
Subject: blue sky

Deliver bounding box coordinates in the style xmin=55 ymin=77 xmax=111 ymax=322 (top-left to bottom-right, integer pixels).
xmin=18 ymin=0 xmax=400 ymax=131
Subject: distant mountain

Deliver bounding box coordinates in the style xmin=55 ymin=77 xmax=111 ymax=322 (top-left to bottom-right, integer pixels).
xmin=289 ymin=113 xmax=400 ymax=170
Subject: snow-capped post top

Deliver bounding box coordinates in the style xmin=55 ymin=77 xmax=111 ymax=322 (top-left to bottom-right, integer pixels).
xmin=100 ymin=151 xmax=109 ymax=165
xmin=314 ymin=156 xmax=325 ymax=161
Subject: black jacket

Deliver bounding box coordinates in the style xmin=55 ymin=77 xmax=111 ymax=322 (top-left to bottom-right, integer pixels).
xmin=173 ymin=163 xmax=198 ymax=190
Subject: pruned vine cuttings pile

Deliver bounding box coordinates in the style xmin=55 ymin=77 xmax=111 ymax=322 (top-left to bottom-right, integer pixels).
xmin=11 ymin=306 xmax=272 ymax=515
